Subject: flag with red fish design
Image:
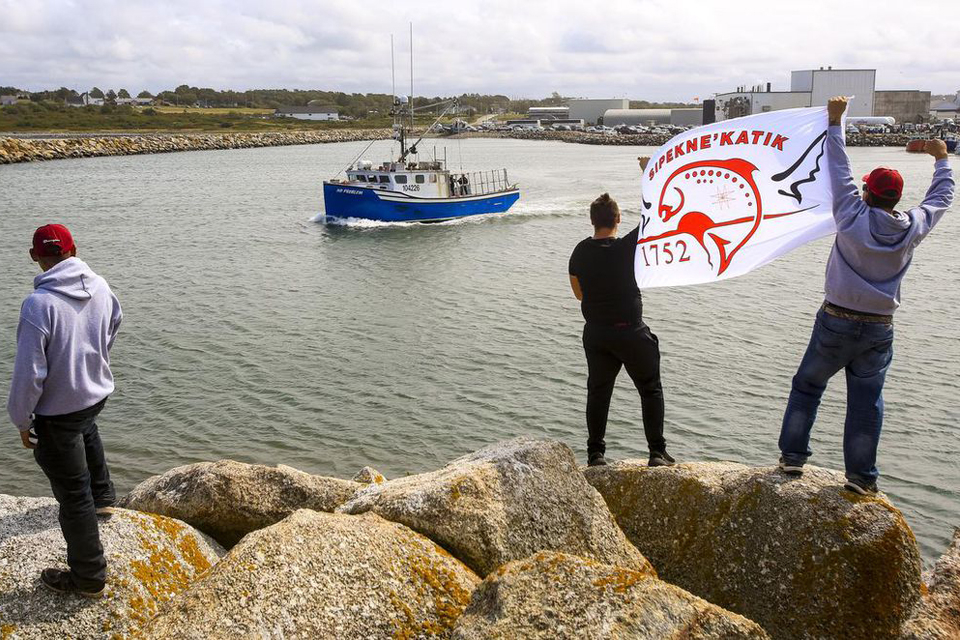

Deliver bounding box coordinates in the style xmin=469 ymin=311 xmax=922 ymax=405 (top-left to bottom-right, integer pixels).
xmin=636 ymin=107 xmax=836 ymax=288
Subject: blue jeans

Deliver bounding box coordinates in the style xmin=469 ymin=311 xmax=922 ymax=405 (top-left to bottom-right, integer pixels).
xmin=779 ymin=308 xmax=894 ymax=483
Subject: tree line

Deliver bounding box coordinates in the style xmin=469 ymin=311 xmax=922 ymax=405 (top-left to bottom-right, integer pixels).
xmin=1 ymin=85 xmax=696 ymax=119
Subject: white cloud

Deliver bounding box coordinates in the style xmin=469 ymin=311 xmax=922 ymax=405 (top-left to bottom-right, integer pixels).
xmin=0 ymin=0 xmax=956 ymax=99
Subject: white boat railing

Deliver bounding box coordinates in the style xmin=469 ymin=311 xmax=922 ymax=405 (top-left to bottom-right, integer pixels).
xmin=450 ymin=168 xmax=513 ymax=197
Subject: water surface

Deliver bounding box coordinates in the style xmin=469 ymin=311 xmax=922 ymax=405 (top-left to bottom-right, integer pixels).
xmin=0 ymin=138 xmax=956 ymax=563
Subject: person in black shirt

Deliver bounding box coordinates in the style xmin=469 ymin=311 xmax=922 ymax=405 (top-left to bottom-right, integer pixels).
xmin=568 ymin=182 xmax=674 ymax=467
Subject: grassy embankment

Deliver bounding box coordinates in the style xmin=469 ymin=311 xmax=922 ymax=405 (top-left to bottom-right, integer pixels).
xmin=0 ymin=103 xmax=393 ymax=133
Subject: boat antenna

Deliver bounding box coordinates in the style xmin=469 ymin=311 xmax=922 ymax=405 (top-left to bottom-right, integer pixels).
xmin=409 ymin=22 xmax=414 ymax=147
xmin=390 ymin=34 xmax=396 ymax=162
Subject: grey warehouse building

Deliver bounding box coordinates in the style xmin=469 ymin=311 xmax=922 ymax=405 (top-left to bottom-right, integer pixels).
xmin=568 ymin=99 xmax=629 ymax=125
xmin=603 ymin=108 xmax=704 ymax=127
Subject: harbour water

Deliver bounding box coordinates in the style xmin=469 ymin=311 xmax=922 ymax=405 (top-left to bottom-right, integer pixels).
xmin=0 ymin=138 xmax=956 ymax=564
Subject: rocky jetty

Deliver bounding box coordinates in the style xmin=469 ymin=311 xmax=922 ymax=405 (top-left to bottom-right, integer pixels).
xmin=0 ymin=129 xmax=391 ymax=164
xmin=900 ymin=529 xmax=960 ymax=639
xmin=451 ymin=551 xmax=769 ymax=639
xmin=1 ymin=439 xmax=957 ymax=639
xmin=454 ymin=129 xmax=915 ymax=148
xmin=140 ymin=510 xmax=479 ymax=639
xmin=0 ymin=495 xmax=223 ymax=639
xmin=338 ymin=437 xmax=654 ymax=577
xmin=119 ymin=459 xmax=360 ymax=547
xmin=585 ymin=461 xmax=922 ymax=640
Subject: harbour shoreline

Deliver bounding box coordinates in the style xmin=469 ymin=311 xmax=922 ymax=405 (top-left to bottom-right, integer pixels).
xmin=0 ymin=129 xmax=919 ymax=164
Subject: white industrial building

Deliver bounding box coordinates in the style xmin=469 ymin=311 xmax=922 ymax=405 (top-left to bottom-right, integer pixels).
xmin=716 ymin=68 xmax=875 ymax=121
xmin=715 ymin=68 xmax=930 ymax=123
xmin=275 ymin=105 xmax=339 ymax=121
xmin=568 ymin=99 xmax=629 ymax=125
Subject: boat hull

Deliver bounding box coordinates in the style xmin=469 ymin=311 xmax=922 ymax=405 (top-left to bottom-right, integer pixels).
xmin=322 ymin=183 xmax=520 ymax=222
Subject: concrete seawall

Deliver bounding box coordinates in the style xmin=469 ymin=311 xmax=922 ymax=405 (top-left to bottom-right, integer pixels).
xmin=0 ymin=129 xmax=393 ymax=164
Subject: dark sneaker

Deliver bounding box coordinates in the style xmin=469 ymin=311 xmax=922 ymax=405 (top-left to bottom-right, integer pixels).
xmin=40 ymin=568 xmax=105 ymax=599
xmin=844 ymin=478 xmax=879 ymax=496
xmin=778 ymin=457 xmax=804 ymax=477
xmin=587 ymin=452 xmax=609 ymax=467
xmin=648 ymin=450 xmax=676 ymax=467
xmin=95 ymin=498 xmax=117 ymax=517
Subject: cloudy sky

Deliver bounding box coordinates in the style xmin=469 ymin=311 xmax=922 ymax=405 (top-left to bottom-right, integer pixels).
xmin=1 ymin=0 xmax=956 ymax=101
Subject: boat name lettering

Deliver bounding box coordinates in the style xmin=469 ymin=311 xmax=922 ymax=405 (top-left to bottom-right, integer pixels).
xmin=337 ymin=188 xmax=364 ymax=195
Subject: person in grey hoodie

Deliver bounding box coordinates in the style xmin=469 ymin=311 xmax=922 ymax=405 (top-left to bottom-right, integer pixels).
xmin=7 ymin=224 xmax=122 ymax=598
xmin=778 ymin=96 xmax=954 ymax=496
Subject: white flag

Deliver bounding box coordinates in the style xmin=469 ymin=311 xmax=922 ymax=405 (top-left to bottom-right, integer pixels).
xmin=636 ymin=107 xmax=837 ymax=288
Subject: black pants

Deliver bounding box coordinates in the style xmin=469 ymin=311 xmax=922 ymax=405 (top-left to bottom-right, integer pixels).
xmin=33 ymin=398 xmax=114 ymax=589
xmin=583 ymin=322 xmax=665 ymax=456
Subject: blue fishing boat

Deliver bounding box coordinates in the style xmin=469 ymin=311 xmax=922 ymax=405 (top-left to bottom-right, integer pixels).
xmin=322 ymin=28 xmax=519 ymax=223
xmin=323 ymin=98 xmax=519 ymax=223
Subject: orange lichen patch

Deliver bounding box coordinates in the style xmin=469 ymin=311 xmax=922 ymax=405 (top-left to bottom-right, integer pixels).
xmin=592 ymin=567 xmax=646 ymax=594
xmin=389 ymin=532 xmax=476 ymax=640
xmin=1 ymin=623 xmax=16 ymax=639
xmin=122 ymin=512 xmax=212 ymax=629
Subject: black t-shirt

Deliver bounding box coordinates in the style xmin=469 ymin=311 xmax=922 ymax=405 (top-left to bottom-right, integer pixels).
xmin=568 ymin=226 xmax=642 ymax=325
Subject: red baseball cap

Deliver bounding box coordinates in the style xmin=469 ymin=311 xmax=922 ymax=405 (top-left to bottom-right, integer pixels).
xmin=32 ymin=224 xmax=75 ymax=257
xmin=862 ymin=167 xmax=903 ymax=199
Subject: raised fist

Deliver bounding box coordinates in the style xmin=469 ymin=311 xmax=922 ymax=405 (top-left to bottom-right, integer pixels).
xmin=924 ymin=139 xmax=949 ymax=160
xmin=828 ymin=96 xmax=848 ymax=125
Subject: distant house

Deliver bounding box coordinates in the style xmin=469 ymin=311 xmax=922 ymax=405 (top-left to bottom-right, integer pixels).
xmin=66 ymin=92 xmax=105 ymax=107
xmin=275 ymin=105 xmax=339 ymax=121
xmin=932 ymin=91 xmax=960 ymax=120
xmin=0 ymin=95 xmax=18 ymax=106
xmin=116 ymin=97 xmax=153 ymax=106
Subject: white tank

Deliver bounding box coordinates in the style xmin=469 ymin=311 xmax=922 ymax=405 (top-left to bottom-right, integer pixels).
xmin=846 ymin=116 xmax=896 ymax=126
xmin=358 ymin=160 xmax=373 ymax=170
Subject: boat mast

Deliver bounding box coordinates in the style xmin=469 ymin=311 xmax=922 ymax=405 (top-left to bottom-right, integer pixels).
xmin=391 ymin=34 xmax=403 ymax=161
xmin=409 ymin=22 xmax=415 ymax=138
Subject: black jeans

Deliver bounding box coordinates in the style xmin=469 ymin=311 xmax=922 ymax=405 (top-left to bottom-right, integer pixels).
xmin=33 ymin=398 xmax=114 ymax=589
xmin=583 ymin=322 xmax=666 ymax=456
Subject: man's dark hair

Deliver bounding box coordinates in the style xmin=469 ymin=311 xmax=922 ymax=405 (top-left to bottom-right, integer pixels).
xmin=590 ymin=193 xmax=620 ymax=229
xmin=866 ymin=190 xmax=900 ymax=211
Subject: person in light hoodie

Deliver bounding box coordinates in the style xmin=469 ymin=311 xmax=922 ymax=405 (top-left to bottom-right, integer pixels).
xmin=778 ymin=97 xmax=955 ymax=496
xmin=7 ymin=224 xmax=122 ymax=598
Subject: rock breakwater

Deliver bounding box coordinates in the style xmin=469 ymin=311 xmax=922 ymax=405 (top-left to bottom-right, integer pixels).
xmin=457 ymin=130 xmax=916 ymax=148
xmin=1 ymin=438 xmax=957 ymax=639
xmin=0 ymin=129 xmax=392 ymax=164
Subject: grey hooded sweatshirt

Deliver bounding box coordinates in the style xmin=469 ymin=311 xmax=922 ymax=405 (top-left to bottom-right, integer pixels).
xmin=7 ymin=257 xmax=122 ymax=431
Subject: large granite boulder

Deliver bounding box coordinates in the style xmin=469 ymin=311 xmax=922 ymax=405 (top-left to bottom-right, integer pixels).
xmin=0 ymin=494 xmax=223 ymax=639
xmin=119 ymin=460 xmax=360 ymax=547
xmin=338 ymin=437 xmax=654 ymax=577
xmin=901 ymin=529 xmax=960 ymax=639
xmin=452 ymin=551 xmax=769 ymax=639
xmin=140 ymin=509 xmax=480 ymax=639
xmin=585 ymin=461 xmax=922 ymax=640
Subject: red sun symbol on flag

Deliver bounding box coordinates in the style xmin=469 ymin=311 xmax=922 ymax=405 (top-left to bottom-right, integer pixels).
xmin=640 ymin=158 xmax=803 ymax=276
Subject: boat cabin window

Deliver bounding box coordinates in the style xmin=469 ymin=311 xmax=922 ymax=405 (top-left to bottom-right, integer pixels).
xmin=395 ymin=175 xmax=408 ymax=184
xmin=415 ymin=175 xmax=425 ymax=184
xmin=355 ymin=175 xmax=366 ymax=182
xmin=379 ymin=175 xmax=390 ymax=183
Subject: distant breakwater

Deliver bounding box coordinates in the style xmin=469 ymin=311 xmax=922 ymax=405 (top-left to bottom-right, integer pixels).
xmin=457 ymin=130 xmax=916 ymax=148
xmin=0 ymin=129 xmax=393 ymax=164
xmin=0 ymin=128 xmax=918 ymax=165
